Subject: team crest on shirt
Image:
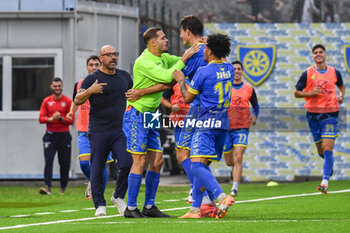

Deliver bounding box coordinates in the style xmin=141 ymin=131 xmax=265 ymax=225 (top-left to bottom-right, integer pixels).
xmin=48 ymin=101 xmax=55 ymax=106
xmin=237 ymin=45 xmax=276 ymax=86
xmin=344 ymin=45 xmax=350 ymax=73
xmin=61 ymin=102 xmax=66 ymax=107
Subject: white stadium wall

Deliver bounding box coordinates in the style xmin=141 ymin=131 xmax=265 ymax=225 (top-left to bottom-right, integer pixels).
xmin=206 ymin=23 xmax=350 ymax=181
xmin=0 ymin=1 xmax=139 ymax=179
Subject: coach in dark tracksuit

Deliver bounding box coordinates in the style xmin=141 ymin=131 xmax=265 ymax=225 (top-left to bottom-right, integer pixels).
xmin=75 ymin=45 xmax=133 ymax=217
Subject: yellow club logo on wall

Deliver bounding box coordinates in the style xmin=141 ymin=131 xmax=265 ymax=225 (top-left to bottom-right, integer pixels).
xmin=238 ymin=45 xmax=276 ymax=86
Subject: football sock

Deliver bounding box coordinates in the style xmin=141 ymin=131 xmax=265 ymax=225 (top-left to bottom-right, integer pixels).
xmin=192 ymin=177 xmax=204 ymax=208
xmin=204 ymin=166 xmax=216 ymax=201
xmin=218 ymin=193 xmax=227 ymax=202
xmin=202 ymin=195 xmax=211 ymax=205
xmin=190 ymin=207 xmax=200 ymax=213
xmin=103 ymin=166 xmax=108 ymax=191
xmin=181 ymin=158 xmax=194 ymax=190
xmin=321 ymin=179 xmax=329 ymax=187
xmin=217 ymin=193 xmax=228 ymax=210
xmin=79 ymin=160 xmax=91 ymax=180
xmin=127 ymin=173 xmax=142 ymax=207
xmin=323 ymin=150 xmax=334 ymax=180
xmin=232 ymin=182 xmax=239 ymax=191
xmin=190 ymin=162 xmax=224 ymax=199
xmin=144 ymin=171 xmax=160 ymax=206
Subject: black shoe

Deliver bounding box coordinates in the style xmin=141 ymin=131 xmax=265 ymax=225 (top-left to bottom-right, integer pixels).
xmin=142 ymin=206 xmax=171 ymax=218
xmin=124 ymin=207 xmax=145 ymax=218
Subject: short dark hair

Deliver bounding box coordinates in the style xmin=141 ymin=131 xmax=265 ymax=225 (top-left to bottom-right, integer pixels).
xmin=51 ymin=77 xmax=63 ymax=84
xmin=143 ymin=27 xmax=162 ymax=44
xmin=232 ymin=60 xmax=243 ymax=70
xmin=180 ymin=15 xmax=203 ymax=36
xmin=312 ymin=44 xmax=326 ymax=53
xmin=86 ymin=55 xmax=100 ymax=65
xmin=206 ymin=33 xmax=231 ymax=58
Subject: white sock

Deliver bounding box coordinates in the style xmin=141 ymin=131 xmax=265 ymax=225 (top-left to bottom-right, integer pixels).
xmin=145 ymin=205 xmax=153 ymax=209
xmin=232 ymin=182 xmax=239 ymax=191
xmin=321 ymin=179 xmax=329 ymax=187
xmin=128 ymin=206 xmax=136 ymax=210
xmin=201 ymin=195 xmax=211 ymax=205
xmin=218 ymin=193 xmax=226 ymax=202
xmin=217 ymin=193 xmax=231 ymax=210
xmin=190 ymin=207 xmax=200 ymax=213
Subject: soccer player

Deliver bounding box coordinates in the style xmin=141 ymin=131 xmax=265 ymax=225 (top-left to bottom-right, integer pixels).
xmin=66 ymin=55 xmax=114 ymax=200
xmin=39 ymin=77 xmax=74 ymax=194
xmin=75 ymin=45 xmax=133 ymax=216
xmin=123 ymin=27 xmax=199 ymax=218
xmin=172 ymin=33 xmax=235 ymax=219
xmin=125 ymin=16 xmax=214 ymax=212
xmin=223 ymin=60 xmax=259 ymax=197
xmin=176 ymin=15 xmax=210 ymax=205
xmin=294 ymin=44 xmax=345 ymax=194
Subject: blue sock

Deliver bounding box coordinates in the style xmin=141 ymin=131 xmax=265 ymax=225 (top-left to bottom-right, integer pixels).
xmin=79 ymin=160 xmax=91 ymax=180
xmin=190 ymin=162 xmax=224 ymax=199
xmin=181 ymin=158 xmax=194 ymax=190
xmin=127 ymin=173 xmax=142 ymax=207
xmin=103 ymin=166 xmax=108 ymax=191
xmin=192 ymin=177 xmax=204 ymax=208
xmin=145 ymin=171 xmax=160 ymax=206
xmin=204 ymin=166 xmax=216 ymax=201
xmin=323 ymin=151 xmax=334 ymax=180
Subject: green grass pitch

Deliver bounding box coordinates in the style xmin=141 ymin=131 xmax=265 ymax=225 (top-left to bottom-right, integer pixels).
xmin=0 ymin=180 xmax=349 ymax=233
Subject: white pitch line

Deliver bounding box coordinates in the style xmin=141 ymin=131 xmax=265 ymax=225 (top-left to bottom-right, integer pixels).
xmin=34 ymin=212 xmax=55 ymax=215
xmin=59 ymin=210 xmax=79 ymax=213
xmin=163 ymin=199 xmax=182 ymax=202
xmin=235 ymin=189 xmax=350 ymax=204
xmin=66 ymin=219 xmax=350 ymax=224
xmin=9 ymin=215 xmax=30 ymax=218
xmin=1 ymin=189 xmax=350 ymax=230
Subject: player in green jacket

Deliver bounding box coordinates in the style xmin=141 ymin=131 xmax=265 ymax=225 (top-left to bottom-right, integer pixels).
xmin=123 ymin=27 xmax=199 ymax=218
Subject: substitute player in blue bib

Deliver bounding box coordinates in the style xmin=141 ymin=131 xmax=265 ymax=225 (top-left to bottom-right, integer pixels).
xmin=172 ymin=33 xmax=235 ymax=219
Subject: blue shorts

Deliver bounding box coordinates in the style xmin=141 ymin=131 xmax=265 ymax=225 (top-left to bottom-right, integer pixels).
xmin=177 ymin=108 xmax=197 ymax=150
xmin=123 ymin=107 xmax=162 ymax=154
xmin=77 ymin=131 xmax=114 ymax=163
xmin=190 ymin=129 xmax=228 ymax=162
xmin=223 ymin=128 xmax=249 ymax=153
xmin=307 ymin=112 xmax=339 ymax=143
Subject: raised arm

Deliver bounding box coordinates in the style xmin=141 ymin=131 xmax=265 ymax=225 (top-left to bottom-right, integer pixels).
xmin=136 ymin=44 xmax=201 ymax=84
xmin=75 ymin=80 xmax=107 ymax=106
